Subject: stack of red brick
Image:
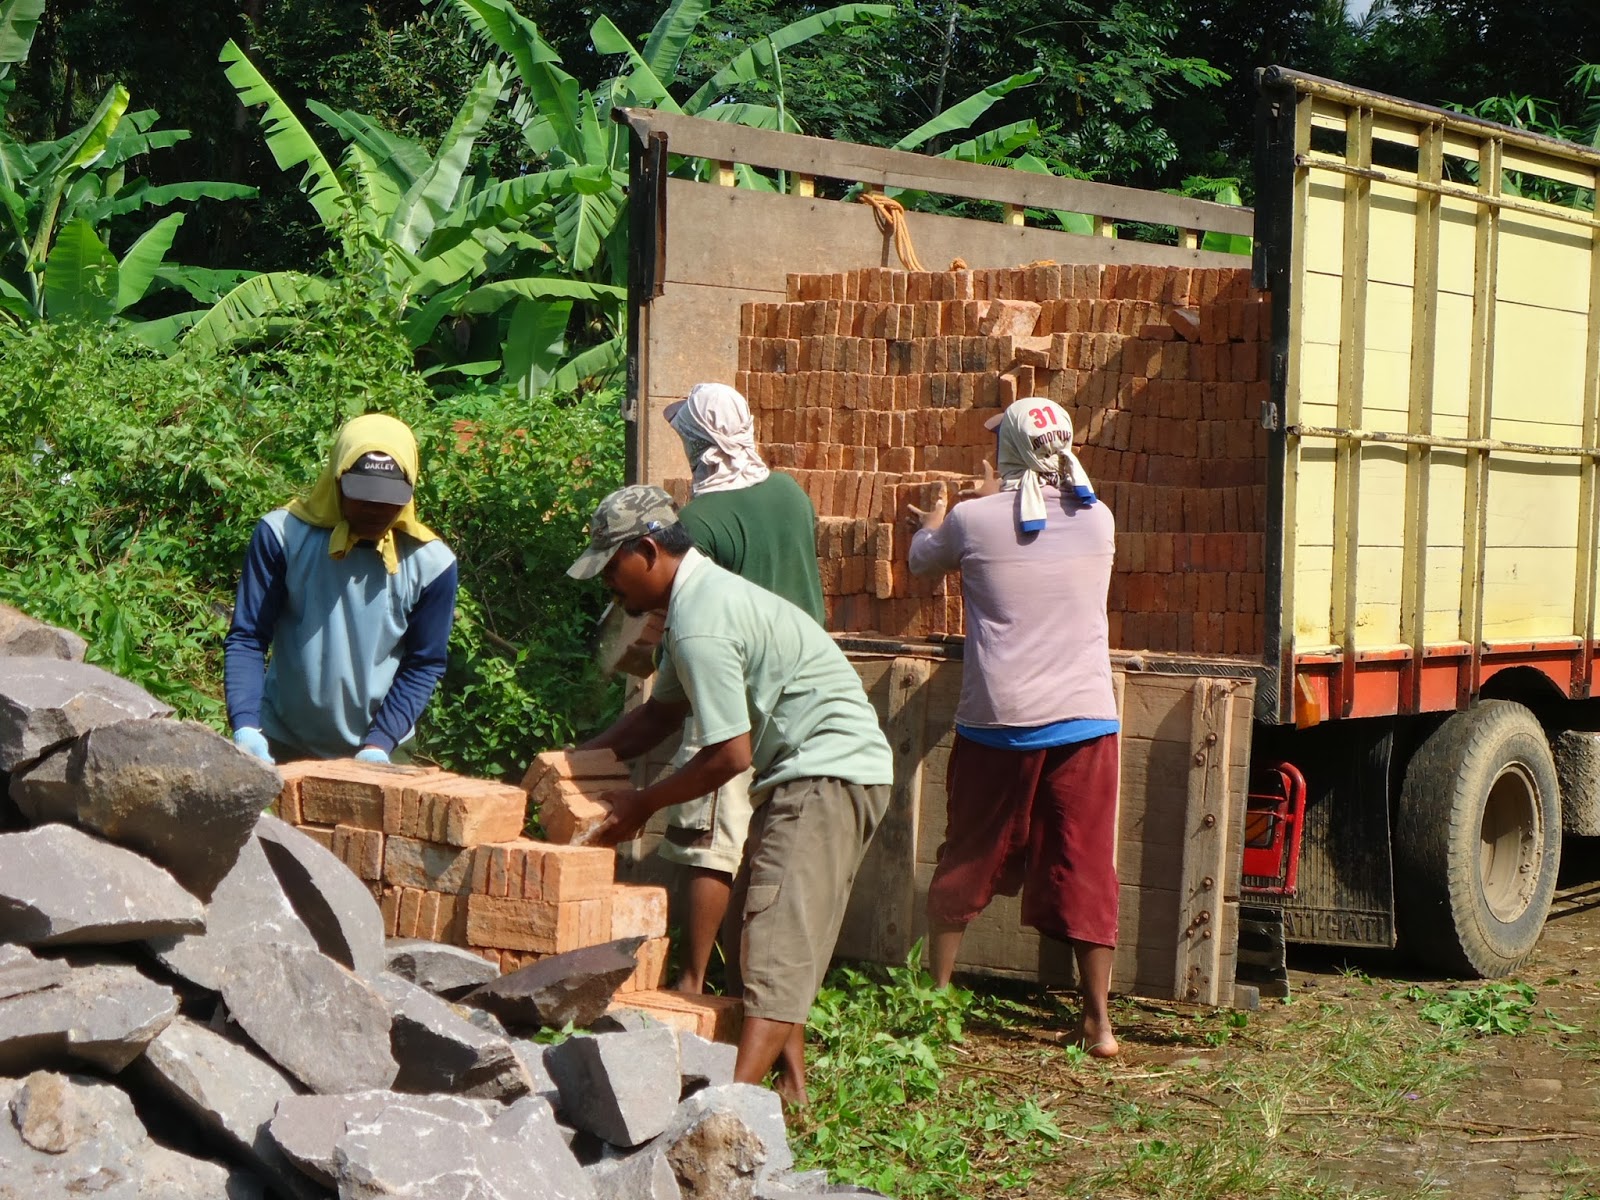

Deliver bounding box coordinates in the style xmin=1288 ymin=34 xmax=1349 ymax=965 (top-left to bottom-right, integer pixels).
xmin=274 ymin=759 xmax=669 ymax=994
xmin=661 ymin=261 xmax=1269 ymax=657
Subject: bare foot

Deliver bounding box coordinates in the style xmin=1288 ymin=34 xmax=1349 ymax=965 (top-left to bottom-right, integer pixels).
xmin=672 ymin=974 xmax=705 ymax=995
xmin=772 ymin=1075 xmax=809 ymax=1111
xmin=1073 ymin=1017 xmax=1119 ymax=1059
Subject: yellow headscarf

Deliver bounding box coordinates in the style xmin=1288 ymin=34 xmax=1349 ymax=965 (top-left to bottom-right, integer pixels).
xmin=285 ymin=413 xmax=439 ymax=574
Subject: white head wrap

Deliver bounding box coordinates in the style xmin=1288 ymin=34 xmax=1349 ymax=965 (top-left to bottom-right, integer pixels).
xmin=993 ymin=397 xmax=1096 ymax=532
xmin=667 ymin=382 xmax=771 ymax=497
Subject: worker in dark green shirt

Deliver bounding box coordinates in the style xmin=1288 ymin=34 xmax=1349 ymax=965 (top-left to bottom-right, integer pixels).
xmin=661 ymin=382 xmax=825 ymax=1005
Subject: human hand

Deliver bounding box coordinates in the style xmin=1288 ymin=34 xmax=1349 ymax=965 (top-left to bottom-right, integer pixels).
xmin=586 ymin=787 xmax=651 ymax=847
xmin=906 ymin=492 xmax=948 ymax=534
xmin=232 ymin=727 xmax=274 ymax=764
xmin=355 ymin=745 xmax=391 ymax=764
xmin=960 ymin=459 xmax=1000 ymax=500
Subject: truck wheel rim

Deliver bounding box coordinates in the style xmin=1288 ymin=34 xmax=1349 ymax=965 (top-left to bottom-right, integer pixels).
xmin=1479 ymin=763 xmax=1541 ymax=923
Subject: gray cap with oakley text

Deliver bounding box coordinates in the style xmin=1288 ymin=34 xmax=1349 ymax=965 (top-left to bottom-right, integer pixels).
xmin=567 ymin=485 xmax=680 ymax=579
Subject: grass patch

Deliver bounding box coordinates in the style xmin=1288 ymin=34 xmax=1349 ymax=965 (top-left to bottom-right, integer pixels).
xmin=791 ymin=959 xmax=1545 ymax=1199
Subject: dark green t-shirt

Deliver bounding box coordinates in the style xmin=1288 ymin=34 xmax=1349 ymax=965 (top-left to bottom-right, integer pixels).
xmin=678 ymin=472 xmax=825 ymax=625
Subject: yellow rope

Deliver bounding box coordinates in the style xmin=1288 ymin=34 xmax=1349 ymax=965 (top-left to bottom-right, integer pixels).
xmin=857 ymin=191 xmax=928 ymax=273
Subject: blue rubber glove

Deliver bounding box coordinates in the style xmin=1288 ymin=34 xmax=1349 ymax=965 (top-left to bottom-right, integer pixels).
xmin=233 ymin=727 xmax=274 ymax=764
xmin=354 ymin=746 xmax=391 ymax=764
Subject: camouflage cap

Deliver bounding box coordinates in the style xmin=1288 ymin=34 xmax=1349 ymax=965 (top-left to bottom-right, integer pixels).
xmin=567 ymin=484 xmax=681 ymax=579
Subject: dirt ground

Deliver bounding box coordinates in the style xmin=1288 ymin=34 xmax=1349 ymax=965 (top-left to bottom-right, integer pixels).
xmin=954 ymin=839 xmax=1600 ymax=1199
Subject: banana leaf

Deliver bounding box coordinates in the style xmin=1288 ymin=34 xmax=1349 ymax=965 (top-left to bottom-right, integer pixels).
xmin=893 ymin=72 xmax=1039 ymax=154
xmin=124 ymin=308 xmax=201 ymax=351
xmin=29 ymin=84 xmax=129 ymax=275
xmin=683 ymin=4 xmax=891 ymax=114
xmin=79 ymin=179 xmax=257 ymax=222
xmin=388 ymin=61 xmax=508 ymax=253
xmin=114 ymin=211 xmax=184 ymax=312
xmin=553 ymin=186 xmax=621 ymax=273
xmin=636 ymin=0 xmax=712 ymax=91
xmin=43 ymin=218 xmax=117 ymax=322
xmin=150 ymin=263 xmax=254 ymax=304
xmin=184 ymin=270 xmax=328 ymax=353
xmin=308 ymin=101 xmax=432 ymax=183
xmin=503 ymin=297 xmax=571 ymax=396
xmin=220 ymin=39 xmax=349 ymax=231
xmin=0 ymin=0 xmax=44 ymax=66
xmin=589 ymin=14 xmax=681 ymax=113
xmin=548 ymin=333 xmax=626 ymax=393
xmin=401 ymin=277 xmax=472 ymax=350
xmin=459 ymin=276 xmax=625 ymax=314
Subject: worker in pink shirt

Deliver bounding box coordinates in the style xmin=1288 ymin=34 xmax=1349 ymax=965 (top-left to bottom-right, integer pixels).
xmin=907 ymin=395 xmax=1121 ymax=1057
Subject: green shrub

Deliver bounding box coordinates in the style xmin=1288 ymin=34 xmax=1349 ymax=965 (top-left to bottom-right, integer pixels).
xmin=0 ymin=284 xmax=624 ymax=774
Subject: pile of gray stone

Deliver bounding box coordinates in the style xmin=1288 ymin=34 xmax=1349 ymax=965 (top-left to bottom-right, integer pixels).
xmin=0 ymin=604 xmax=887 ymax=1200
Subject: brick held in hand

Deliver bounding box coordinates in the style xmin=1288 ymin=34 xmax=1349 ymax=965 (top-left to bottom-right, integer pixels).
xmin=539 ymin=785 xmax=615 ymax=847
xmin=519 ymin=747 xmax=630 ymax=793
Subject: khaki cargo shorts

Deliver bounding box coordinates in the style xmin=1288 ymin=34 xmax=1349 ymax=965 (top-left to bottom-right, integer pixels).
xmin=728 ymin=776 xmax=892 ymax=1024
xmin=657 ymin=765 xmax=756 ymax=874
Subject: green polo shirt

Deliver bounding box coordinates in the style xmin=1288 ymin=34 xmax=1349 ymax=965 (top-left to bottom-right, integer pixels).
xmin=678 ymin=472 xmax=825 ymax=625
xmin=653 ymin=549 xmax=892 ymax=797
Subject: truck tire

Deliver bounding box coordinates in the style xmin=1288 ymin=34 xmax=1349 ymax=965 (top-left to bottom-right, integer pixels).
xmin=1394 ymin=700 xmax=1560 ymax=977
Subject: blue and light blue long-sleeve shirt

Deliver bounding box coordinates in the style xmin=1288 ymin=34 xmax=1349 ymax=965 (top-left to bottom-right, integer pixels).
xmin=223 ymin=509 xmax=458 ymax=758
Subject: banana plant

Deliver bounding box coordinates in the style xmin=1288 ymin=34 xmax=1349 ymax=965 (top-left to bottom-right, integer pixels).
xmin=0 ymin=80 xmax=256 ymax=331
xmin=440 ymin=0 xmax=892 ymax=388
xmin=190 ymin=40 xmax=618 ymax=392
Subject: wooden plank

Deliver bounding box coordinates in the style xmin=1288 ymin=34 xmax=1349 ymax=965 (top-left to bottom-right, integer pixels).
xmin=619 ymin=107 xmax=1255 ymax=236
xmin=836 ymin=656 xmax=930 ymax=963
xmin=1171 ymin=680 xmax=1232 ymax=1004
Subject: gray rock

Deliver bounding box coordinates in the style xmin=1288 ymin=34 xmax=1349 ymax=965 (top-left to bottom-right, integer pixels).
xmin=269 ymin=1091 xmax=497 ymax=1188
xmin=546 ymin=1025 xmax=681 ymax=1148
xmin=593 ymin=1006 xmax=672 ymax=1035
xmin=256 ymin=813 xmax=385 ymax=978
xmin=374 ymin=972 xmax=533 ymax=1100
xmin=0 ymin=958 xmax=177 ymax=1073
xmin=8 ymin=742 xmax=74 ymax=823
xmin=0 ymin=657 xmax=170 ymax=772
xmin=0 ymin=603 xmax=86 ymax=661
xmin=666 ymin=1085 xmax=794 ymax=1197
xmin=219 ymin=941 xmax=396 ymax=1094
xmin=147 ymin=828 xmax=318 ymax=990
xmin=509 ymin=1037 xmax=560 ymax=1099
xmin=13 ymin=718 xmax=279 ymax=899
xmin=136 ymin=1016 xmax=320 ymax=1199
xmin=384 ymin=937 xmax=500 ymax=996
xmin=460 ymin=937 xmax=643 ymax=1030
xmin=0 ymin=823 xmax=204 ymax=945
xmin=678 ymin=1030 xmax=737 ymax=1095
xmin=588 ymin=1145 xmax=684 ymax=1200
xmin=332 ymin=1092 xmax=597 ymax=1200
xmin=0 ymin=1070 xmax=260 ymax=1199
xmin=0 ymin=942 xmax=71 ymax=1000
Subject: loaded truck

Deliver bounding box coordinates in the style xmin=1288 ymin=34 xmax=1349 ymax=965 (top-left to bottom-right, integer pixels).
xmin=615 ymin=66 xmax=1600 ymax=1000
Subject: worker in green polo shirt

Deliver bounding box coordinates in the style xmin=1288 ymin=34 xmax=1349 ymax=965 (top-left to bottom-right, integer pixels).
xmin=568 ymin=484 xmax=893 ymax=1107
xmin=661 ymin=382 xmax=826 ymax=1002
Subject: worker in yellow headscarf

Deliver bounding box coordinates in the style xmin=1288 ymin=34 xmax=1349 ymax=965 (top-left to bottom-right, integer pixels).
xmin=223 ymin=414 xmax=458 ymax=763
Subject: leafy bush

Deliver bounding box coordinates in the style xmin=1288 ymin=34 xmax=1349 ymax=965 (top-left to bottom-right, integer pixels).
xmin=0 ymin=280 xmax=624 ymax=774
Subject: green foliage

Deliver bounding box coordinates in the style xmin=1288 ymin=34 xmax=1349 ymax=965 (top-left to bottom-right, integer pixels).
xmin=794 ymin=949 xmax=1065 ymax=1197
xmin=197 ymin=39 xmax=621 ymax=392
xmin=1414 ymin=981 xmax=1539 ymax=1037
xmin=0 ymin=286 xmax=624 ymax=776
